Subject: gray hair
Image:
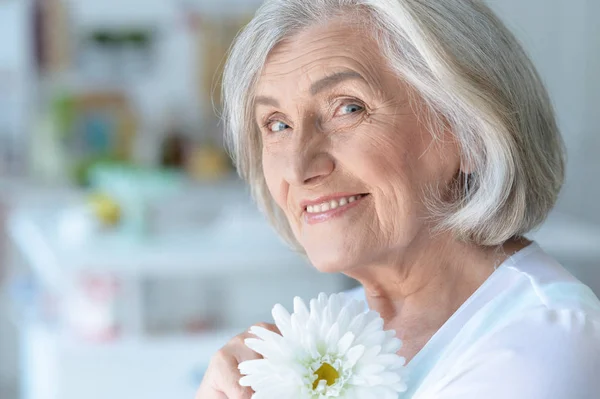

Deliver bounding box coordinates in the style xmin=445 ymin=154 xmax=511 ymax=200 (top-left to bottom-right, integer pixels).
xmin=222 ymin=0 xmax=565 ymax=248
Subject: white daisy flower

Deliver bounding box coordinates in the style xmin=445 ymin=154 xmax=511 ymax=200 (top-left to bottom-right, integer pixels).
xmin=239 ymin=293 xmax=407 ymax=399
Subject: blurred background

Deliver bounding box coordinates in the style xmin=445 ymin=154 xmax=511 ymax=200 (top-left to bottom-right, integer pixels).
xmin=0 ymin=0 xmax=598 ymax=398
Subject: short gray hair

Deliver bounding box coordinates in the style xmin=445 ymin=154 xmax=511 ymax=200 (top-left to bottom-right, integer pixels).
xmin=222 ymin=0 xmax=565 ymax=248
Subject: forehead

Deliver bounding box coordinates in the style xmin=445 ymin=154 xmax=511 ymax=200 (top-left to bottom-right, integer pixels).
xmin=256 ymin=20 xmax=387 ymax=92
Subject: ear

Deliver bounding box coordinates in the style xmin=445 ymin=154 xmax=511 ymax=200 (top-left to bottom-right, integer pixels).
xmin=435 ymin=115 xmax=469 ymax=175
xmin=460 ymin=157 xmax=474 ymax=175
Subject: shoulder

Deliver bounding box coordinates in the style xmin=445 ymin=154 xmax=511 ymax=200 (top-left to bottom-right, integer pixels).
xmin=500 ymin=242 xmax=600 ymax=316
xmin=416 ymin=243 xmax=600 ymax=398
xmin=418 ymin=307 xmax=600 ymax=399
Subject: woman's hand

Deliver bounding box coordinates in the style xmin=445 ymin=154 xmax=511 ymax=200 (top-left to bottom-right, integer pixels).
xmin=195 ymin=322 xmax=279 ymax=399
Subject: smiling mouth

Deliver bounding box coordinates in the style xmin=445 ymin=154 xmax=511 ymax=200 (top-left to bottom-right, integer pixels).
xmin=304 ymin=194 xmax=369 ymax=214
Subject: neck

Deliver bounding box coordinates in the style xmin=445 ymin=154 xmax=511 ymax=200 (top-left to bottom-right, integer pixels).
xmin=344 ymin=232 xmax=529 ymax=362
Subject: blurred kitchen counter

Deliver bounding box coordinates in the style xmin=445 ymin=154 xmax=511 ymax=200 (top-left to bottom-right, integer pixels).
xmin=1 ymin=176 xmax=352 ymax=399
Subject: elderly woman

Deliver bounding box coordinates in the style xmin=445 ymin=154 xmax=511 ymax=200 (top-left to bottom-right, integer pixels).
xmin=197 ymin=0 xmax=600 ymax=398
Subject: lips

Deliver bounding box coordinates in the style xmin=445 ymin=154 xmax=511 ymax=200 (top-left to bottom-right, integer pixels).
xmin=304 ymin=194 xmax=368 ymax=214
xmin=300 ymin=193 xmax=369 ymax=225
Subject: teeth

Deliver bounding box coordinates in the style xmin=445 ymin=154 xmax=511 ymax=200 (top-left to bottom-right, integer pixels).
xmin=305 ymin=194 xmax=364 ymax=214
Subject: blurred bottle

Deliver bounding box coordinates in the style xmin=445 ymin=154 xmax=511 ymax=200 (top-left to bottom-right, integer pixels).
xmin=65 ymin=273 xmax=122 ymax=342
xmin=32 ymin=0 xmax=72 ymax=76
xmin=29 ymin=92 xmax=71 ymax=183
xmin=186 ymin=139 xmax=232 ymax=181
xmin=159 ymin=107 xmax=190 ymax=169
xmin=160 ymin=132 xmax=188 ymax=169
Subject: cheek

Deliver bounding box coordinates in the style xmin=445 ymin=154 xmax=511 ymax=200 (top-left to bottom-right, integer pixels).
xmin=334 ymin=117 xmax=434 ymax=229
xmin=262 ymin=146 xmax=288 ymax=209
xmin=338 ymin=118 xmax=419 ymax=190
xmin=361 ymin=134 xmax=418 ymax=219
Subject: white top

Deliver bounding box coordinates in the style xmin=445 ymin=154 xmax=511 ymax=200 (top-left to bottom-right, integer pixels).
xmin=347 ymin=242 xmax=600 ymax=398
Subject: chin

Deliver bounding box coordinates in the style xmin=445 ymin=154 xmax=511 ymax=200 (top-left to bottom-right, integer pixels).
xmin=304 ymin=244 xmax=360 ymax=274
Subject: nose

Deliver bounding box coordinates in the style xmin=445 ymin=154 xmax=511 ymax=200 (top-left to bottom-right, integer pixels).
xmin=284 ymin=123 xmax=334 ymax=187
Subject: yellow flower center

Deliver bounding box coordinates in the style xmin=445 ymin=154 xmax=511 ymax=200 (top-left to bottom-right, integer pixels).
xmin=312 ymin=362 xmax=340 ymax=389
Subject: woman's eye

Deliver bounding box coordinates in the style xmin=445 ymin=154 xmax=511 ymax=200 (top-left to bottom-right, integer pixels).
xmin=268 ymin=121 xmax=290 ymax=133
xmin=337 ymin=103 xmax=364 ymax=116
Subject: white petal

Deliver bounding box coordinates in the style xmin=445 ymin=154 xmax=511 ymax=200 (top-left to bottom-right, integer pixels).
xmin=238 ymin=359 xmax=273 ymax=375
xmin=249 ymin=326 xmax=283 ymax=343
xmin=363 ymin=374 xmax=385 ymax=386
xmin=272 ymin=304 xmax=292 ymax=338
xmin=355 ymin=316 xmax=384 ymax=343
xmin=317 ymin=292 xmax=328 ymax=308
xmin=293 ymin=296 xmax=310 ymax=324
xmin=373 ymin=353 xmax=404 ymax=367
xmin=345 ymin=344 xmax=366 ymax=368
xmin=356 ymin=363 xmax=386 ymax=376
xmin=377 ymin=371 xmax=402 ymax=384
xmin=244 ymin=338 xmax=286 ymax=359
xmin=304 ymin=332 xmax=320 ymax=358
xmin=352 ymin=386 xmax=377 ymax=399
xmin=348 ymin=298 xmax=367 ymax=315
xmin=347 ymin=313 xmax=367 ymax=335
xmin=363 ymin=315 xmax=385 ymax=334
xmin=337 ymin=331 xmax=355 ymax=355
xmin=239 ymin=375 xmax=253 ymax=387
xmin=367 ymin=344 xmax=383 ymax=357
xmin=358 ymin=331 xmax=386 ymax=348
xmin=382 ymin=337 xmax=403 ymax=353
xmin=368 ymin=385 xmax=400 ymax=398
xmin=325 ymin=322 xmax=340 ymax=352
xmin=391 ymin=381 xmax=408 ymax=392
xmin=309 ymin=297 xmax=320 ymax=315
xmin=328 ymin=293 xmax=342 ymax=319
xmin=239 ymin=373 xmax=274 ymax=389
xmin=336 ymin=306 xmax=351 ymax=331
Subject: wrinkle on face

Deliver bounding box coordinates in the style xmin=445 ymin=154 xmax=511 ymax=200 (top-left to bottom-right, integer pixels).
xmin=256 ymin=17 xmax=462 ymax=274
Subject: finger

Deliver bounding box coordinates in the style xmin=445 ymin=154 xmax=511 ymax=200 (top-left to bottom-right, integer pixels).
xmin=215 ymin=351 xmax=255 ymax=399
xmin=245 ymin=322 xmax=281 ymax=346
xmin=197 ymin=325 xmax=280 ymax=399
xmin=195 ymin=378 xmax=230 ymax=399
xmin=226 ymin=333 xmax=264 ymax=364
xmin=194 ymin=386 xmax=228 ymax=399
xmin=213 ymin=392 xmax=228 ymax=399
xmin=238 ymin=323 xmax=283 ymax=363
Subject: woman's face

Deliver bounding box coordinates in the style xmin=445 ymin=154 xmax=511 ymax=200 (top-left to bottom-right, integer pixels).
xmin=255 ymin=20 xmax=461 ymax=273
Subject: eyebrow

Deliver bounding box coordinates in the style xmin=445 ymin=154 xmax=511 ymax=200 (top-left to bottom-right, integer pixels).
xmin=254 ymin=95 xmax=280 ymax=108
xmin=254 ymin=70 xmax=367 ymax=109
xmin=309 ymin=70 xmax=366 ymax=95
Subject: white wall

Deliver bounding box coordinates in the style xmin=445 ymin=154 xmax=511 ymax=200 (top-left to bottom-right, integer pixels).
xmin=578 ymin=0 xmax=600 ymax=223
xmin=486 ymin=0 xmax=600 ymax=223
xmin=0 ymin=0 xmax=33 ymax=391
xmin=0 ymin=0 xmax=34 ymax=159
